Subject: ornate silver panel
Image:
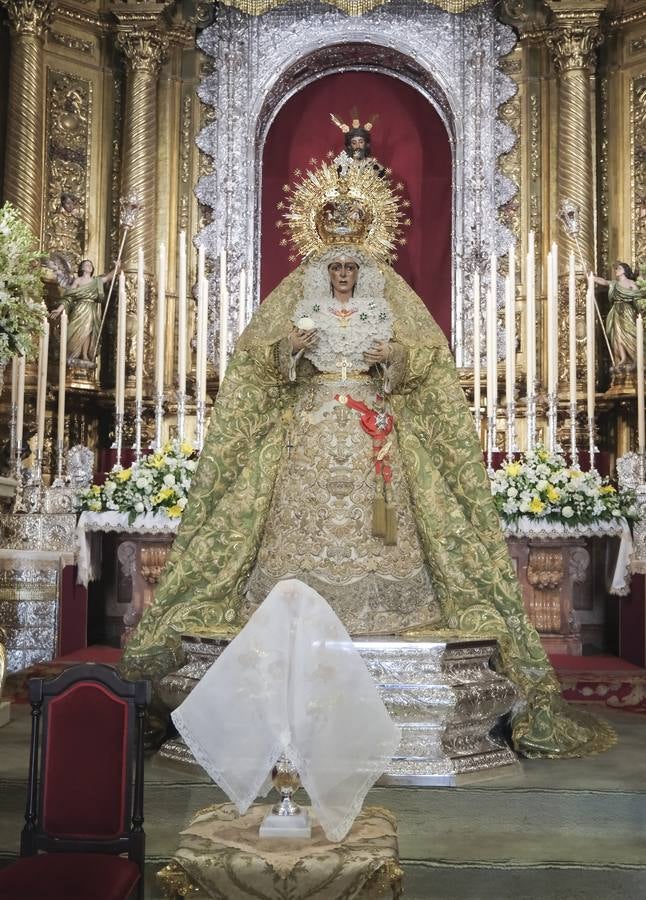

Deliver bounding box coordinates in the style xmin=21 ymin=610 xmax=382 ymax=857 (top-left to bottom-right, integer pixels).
xmin=195 ymin=0 xmax=517 ymax=368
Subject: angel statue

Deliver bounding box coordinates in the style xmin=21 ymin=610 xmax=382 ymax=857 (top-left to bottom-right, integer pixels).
xmin=48 ymin=256 xmax=119 ymax=365
xmin=593 ymin=261 xmax=646 ymax=370
xmin=122 ymin=142 xmax=613 ymax=761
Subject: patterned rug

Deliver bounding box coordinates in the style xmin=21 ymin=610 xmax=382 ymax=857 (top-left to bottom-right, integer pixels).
xmin=551 ymin=654 xmax=646 ymax=715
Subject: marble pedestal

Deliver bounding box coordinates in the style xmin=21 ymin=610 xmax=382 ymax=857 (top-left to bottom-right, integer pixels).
xmin=158 ymin=633 xmax=519 ymax=785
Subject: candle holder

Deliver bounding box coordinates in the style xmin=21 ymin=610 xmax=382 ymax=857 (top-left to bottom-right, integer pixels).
xmin=526 ymin=389 xmax=536 ymax=452
xmin=546 ymin=391 xmax=558 ymax=454
xmin=568 ymin=401 xmax=579 ymax=469
xmin=12 ymin=440 xmax=23 ymax=482
xmin=195 ymin=394 xmax=206 ymax=452
xmin=113 ymin=411 xmax=125 ymax=468
xmin=486 ymin=405 xmax=497 ymax=475
xmin=52 ymin=440 xmax=66 ymax=487
xmin=176 ymin=389 xmax=187 ymax=444
xmin=505 ymin=400 xmax=517 ymax=461
xmin=587 ymin=416 xmax=598 ymax=472
xmin=133 ymin=399 xmax=143 ymax=461
xmin=9 ymin=400 xmax=17 ymax=469
xmin=154 ymin=391 xmax=165 ymax=452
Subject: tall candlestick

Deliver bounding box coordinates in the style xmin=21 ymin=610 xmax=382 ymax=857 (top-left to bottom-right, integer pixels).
xmin=56 ymin=309 xmax=68 ymax=478
xmin=155 ymin=243 xmax=166 ymax=396
xmin=567 ymin=252 xmax=578 ymax=463
xmin=196 ymin=245 xmax=205 ymax=401
xmin=178 ymin=231 xmax=187 ymax=396
xmin=219 ymin=249 xmax=229 ymax=383
xmin=486 ymin=284 xmax=497 ymax=417
xmin=526 ymin=231 xmax=536 ymax=450
xmin=238 ymin=267 xmax=246 ymax=337
xmin=135 ymin=248 xmax=145 ymax=406
xmin=10 ymin=356 xmax=19 ymax=465
xmin=586 ymin=272 xmax=596 ymax=467
xmin=637 ymin=314 xmax=645 ymax=467
xmin=35 ymin=317 xmax=50 ymax=472
xmin=505 ymin=274 xmax=516 ymax=458
xmin=15 ymin=354 xmax=25 ymax=467
xmin=199 ymin=275 xmax=208 ymax=405
xmin=116 ymin=272 xmax=127 ymax=416
xmin=473 ymin=270 xmax=481 ymax=433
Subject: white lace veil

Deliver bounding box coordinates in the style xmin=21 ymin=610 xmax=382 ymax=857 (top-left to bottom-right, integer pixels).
xmin=171 ymin=579 xmax=400 ymax=842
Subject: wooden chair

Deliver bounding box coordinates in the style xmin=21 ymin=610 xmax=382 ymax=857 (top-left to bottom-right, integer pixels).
xmin=0 ymin=663 xmax=151 ymax=900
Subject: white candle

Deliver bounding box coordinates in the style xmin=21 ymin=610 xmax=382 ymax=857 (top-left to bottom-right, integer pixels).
xmin=546 ymin=245 xmax=559 ymax=397
xmin=199 ymin=275 xmax=208 ymax=404
xmin=526 ymin=231 xmax=536 ymax=402
xmin=116 ymin=272 xmax=127 ymax=416
xmin=155 ymin=242 xmax=166 ymax=397
xmin=586 ymin=272 xmax=595 ymax=424
xmin=196 ymin=245 xmax=205 ymax=397
xmin=219 ymin=249 xmax=229 ymax=383
xmin=486 ymin=286 xmax=497 ymax=418
xmin=505 ymin=274 xmax=515 ymax=408
xmin=637 ymin=314 xmax=645 ymax=454
xmin=16 ymin=355 xmax=25 ymax=452
xmin=178 ymin=231 xmax=187 ymax=398
xmin=238 ymin=267 xmax=246 ymax=337
xmin=568 ymin=251 xmax=577 ymax=412
xmin=35 ymin=317 xmax=50 ymax=462
xmin=57 ymin=309 xmax=68 ymax=447
xmin=135 ymin=249 xmax=145 ymax=406
xmin=473 ymin=270 xmax=481 ymax=421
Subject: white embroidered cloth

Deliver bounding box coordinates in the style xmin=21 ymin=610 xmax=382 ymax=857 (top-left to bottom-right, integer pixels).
xmin=172 ymin=579 xmax=401 ymax=842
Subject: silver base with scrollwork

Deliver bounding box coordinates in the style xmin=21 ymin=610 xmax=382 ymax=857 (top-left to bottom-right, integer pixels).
xmin=157 ymin=633 xmax=519 ymax=784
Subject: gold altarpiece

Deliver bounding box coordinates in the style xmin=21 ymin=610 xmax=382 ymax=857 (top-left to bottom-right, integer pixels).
xmin=0 ymin=0 xmax=643 ymax=673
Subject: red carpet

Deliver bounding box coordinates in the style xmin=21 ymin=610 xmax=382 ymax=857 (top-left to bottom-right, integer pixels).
xmin=550 ymin=653 xmax=646 ymax=715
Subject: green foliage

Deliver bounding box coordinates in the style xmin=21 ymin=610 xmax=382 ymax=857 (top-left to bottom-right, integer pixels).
xmin=0 ymin=202 xmax=45 ymax=366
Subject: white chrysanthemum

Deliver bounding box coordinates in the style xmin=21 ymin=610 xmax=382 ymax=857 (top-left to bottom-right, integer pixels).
xmin=562 ymin=506 xmax=574 ymax=518
xmin=134 ymin=501 xmax=144 ymax=513
xmin=163 ymin=473 xmax=176 ymax=486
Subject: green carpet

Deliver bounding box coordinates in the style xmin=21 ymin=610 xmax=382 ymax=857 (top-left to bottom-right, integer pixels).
xmin=1 ymin=704 xmax=645 ymax=899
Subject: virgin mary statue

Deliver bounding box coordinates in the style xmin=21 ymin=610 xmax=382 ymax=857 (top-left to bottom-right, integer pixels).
xmin=122 ymin=156 xmax=612 ymax=759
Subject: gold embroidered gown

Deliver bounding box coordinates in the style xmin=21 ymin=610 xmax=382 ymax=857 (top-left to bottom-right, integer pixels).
xmin=122 ymin=253 xmax=614 ymax=759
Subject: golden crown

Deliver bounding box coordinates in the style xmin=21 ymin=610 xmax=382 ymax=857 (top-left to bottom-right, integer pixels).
xmin=276 ymin=154 xmax=410 ymax=263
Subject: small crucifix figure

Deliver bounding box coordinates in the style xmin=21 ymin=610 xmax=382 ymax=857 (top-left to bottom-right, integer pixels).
xmin=336 ymin=355 xmax=348 ymax=383
xmin=286 ymin=433 xmax=295 ymax=458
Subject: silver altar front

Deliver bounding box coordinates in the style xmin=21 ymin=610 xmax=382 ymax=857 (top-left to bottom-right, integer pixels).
xmin=158 ymin=634 xmax=519 ymax=784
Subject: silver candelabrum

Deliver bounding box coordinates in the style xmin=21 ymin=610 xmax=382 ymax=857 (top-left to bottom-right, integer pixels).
xmin=546 ymin=391 xmax=558 ymax=454
xmin=505 ymin=400 xmax=517 ymax=461
xmin=113 ymin=411 xmax=125 ymax=468
xmin=588 ymin=415 xmax=598 ymax=472
xmin=133 ymin=399 xmax=143 ymax=462
xmin=569 ymin=401 xmax=579 ymax=468
xmin=176 ymin=389 xmax=187 ymax=444
xmin=154 ymin=391 xmax=164 ymax=451
xmin=526 ymin=388 xmax=537 ymax=452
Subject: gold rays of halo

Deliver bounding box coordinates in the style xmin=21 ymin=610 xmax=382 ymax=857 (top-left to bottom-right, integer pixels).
xmin=276 ymin=156 xmax=410 ymax=264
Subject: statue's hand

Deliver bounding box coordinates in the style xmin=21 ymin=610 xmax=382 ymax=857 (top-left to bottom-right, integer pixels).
xmin=49 ymin=305 xmax=64 ymax=320
xmin=289 ymin=327 xmax=318 ymax=353
xmin=363 ymin=341 xmax=391 ymax=365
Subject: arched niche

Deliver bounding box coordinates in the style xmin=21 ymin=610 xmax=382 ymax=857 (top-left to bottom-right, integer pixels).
xmin=259 ymin=64 xmax=453 ymax=337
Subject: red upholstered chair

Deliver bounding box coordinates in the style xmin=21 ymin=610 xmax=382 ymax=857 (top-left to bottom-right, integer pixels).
xmin=0 ymin=663 xmax=151 ymax=900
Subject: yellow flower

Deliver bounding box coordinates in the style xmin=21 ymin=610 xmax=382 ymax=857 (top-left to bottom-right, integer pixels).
xmin=537 ymin=449 xmax=549 ymax=462
xmin=116 ymin=468 xmax=132 ymax=482
xmin=167 ymin=504 xmax=183 ymax=518
xmin=566 ymin=468 xmax=584 ymax=479
xmin=505 ymin=462 xmax=521 ymax=477
xmin=529 ymin=497 xmax=545 ymax=514
xmin=149 ymin=454 xmax=165 ymax=469
xmin=546 ymin=485 xmax=560 ymax=502
xmin=153 ymin=487 xmax=175 ymax=504
xmin=180 ymin=441 xmax=193 ymax=456
xmin=162 ymin=441 xmax=172 ymax=454
xmin=600 ymin=485 xmax=616 ymax=495
xmin=90 ymin=484 xmax=101 ymax=496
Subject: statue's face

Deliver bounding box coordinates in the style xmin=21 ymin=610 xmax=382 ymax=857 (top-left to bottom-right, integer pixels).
xmin=615 ymin=264 xmax=627 ymax=278
xmin=328 ymin=258 xmax=359 ymax=297
xmin=80 ymin=260 xmax=94 ymax=276
xmin=61 ymin=194 xmax=75 ymax=213
xmin=350 ymin=135 xmax=367 ymax=159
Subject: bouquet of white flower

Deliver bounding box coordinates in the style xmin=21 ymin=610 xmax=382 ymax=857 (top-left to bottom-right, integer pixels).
xmin=491 ymin=446 xmax=636 ymax=526
xmin=0 ymin=202 xmax=45 ymax=368
xmin=80 ymin=440 xmax=198 ymax=524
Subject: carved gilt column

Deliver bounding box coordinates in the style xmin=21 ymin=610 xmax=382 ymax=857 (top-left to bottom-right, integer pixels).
xmin=1 ymin=0 xmax=57 ymax=240
xmin=546 ymin=1 xmax=607 ymax=272
xmin=116 ymin=21 xmax=169 ymax=271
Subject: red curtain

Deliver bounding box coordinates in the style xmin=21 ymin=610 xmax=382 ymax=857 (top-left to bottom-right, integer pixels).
xmin=261 ymin=69 xmax=453 ymax=338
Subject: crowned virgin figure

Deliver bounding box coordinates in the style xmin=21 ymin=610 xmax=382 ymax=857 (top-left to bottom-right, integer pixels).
xmin=122 ymin=152 xmax=612 ymax=759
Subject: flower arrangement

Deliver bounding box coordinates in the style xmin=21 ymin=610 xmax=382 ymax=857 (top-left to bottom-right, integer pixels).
xmin=80 ymin=440 xmax=198 ymax=524
xmin=491 ymin=447 xmax=636 ymax=526
xmin=0 ymin=202 xmax=45 ymax=367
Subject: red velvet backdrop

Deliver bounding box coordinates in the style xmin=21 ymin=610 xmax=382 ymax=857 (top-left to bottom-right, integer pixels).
xmin=261 ymin=70 xmax=453 ymax=338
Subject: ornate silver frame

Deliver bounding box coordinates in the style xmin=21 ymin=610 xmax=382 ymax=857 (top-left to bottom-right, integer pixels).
xmin=196 ymin=0 xmax=517 ymax=366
